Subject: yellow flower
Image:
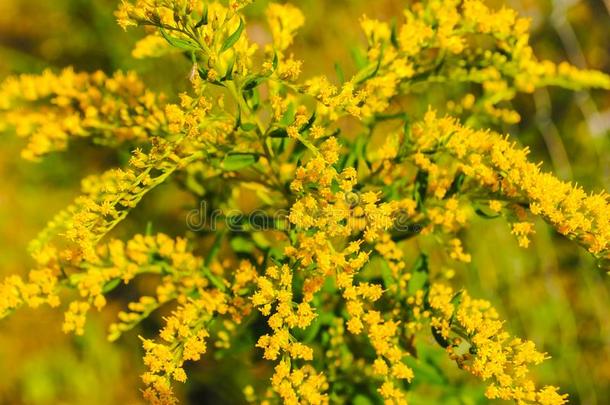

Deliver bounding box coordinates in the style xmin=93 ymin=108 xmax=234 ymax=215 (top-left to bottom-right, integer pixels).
xmin=266 ymin=3 xmax=305 ymax=51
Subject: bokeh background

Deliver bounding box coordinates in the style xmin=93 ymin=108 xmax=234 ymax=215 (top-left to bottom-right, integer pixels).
xmin=0 ymin=0 xmax=609 ymax=404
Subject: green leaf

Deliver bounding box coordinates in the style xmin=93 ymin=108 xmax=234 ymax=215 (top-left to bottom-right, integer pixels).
xmin=240 ymin=122 xmax=257 ymax=132
xmin=102 ymin=278 xmax=121 ymax=294
xmin=350 ymin=46 xmax=368 ymax=69
xmin=194 ymin=5 xmax=208 ymax=28
xmin=413 ymin=170 xmax=429 ymax=208
xmin=242 ymin=75 xmax=265 ymax=91
xmin=233 ymin=105 xmax=242 ymax=130
xmin=221 ymin=18 xmax=244 ymax=52
xmin=380 ymin=258 xmax=395 ymax=288
xmin=374 ymin=112 xmax=409 ymax=122
xmin=335 ymin=62 xmax=345 ymax=84
xmin=280 ymin=102 xmax=296 ymax=126
xmin=299 ymin=111 xmax=316 ymax=133
xmin=159 ymin=28 xmax=199 ymax=52
xmin=249 ymin=87 xmax=261 ymax=110
xmin=330 ymin=178 xmax=341 ymax=194
xmin=408 ymin=271 xmax=429 ymax=295
xmin=251 ymin=232 xmax=271 ymax=249
xmin=352 ymin=395 xmax=374 ymax=405
xmin=449 ymin=290 xmax=463 ymax=326
xmin=185 ymin=174 xmax=205 ymax=196
xmin=268 ymin=127 xmax=288 ymax=138
xmin=408 ymin=254 xmax=429 ymax=295
xmin=222 ymin=153 xmax=258 ymax=171
xmin=145 ymin=221 xmax=153 ymax=236
xmin=414 ymin=253 xmax=429 ymax=273
xmin=355 ymin=133 xmax=369 ymax=164
xmin=474 ymin=207 xmax=500 ymax=219
xmin=222 ymin=56 xmax=236 ymax=80
xmin=400 ymin=118 xmax=413 ymax=154
xmin=445 ymin=172 xmax=465 ymax=198
xmin=272 ymin=52 xmax=279 ymax=71
xmin=205 ymin=230 xmax=226 ymax=266
xmin=404 ymin=354 xmax=446 ymax=385
xmin=230 ymin=236 xmax=255 ymax=253
xmin=390 ymin=18 xmax=399 ymax=48
xmin=202 ymin=266 xmax=226 ymax=292
xmin=353 ymin=55 xmax=382 ymax=84
xmin=450 ymin=290 xmax=463 ymax=306
xmin=431 ymin=325 xmax=451 ymax=348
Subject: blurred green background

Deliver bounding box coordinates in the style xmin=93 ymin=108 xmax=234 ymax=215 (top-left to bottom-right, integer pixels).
xmin=0 ymin=0 xmax=608 ymax=404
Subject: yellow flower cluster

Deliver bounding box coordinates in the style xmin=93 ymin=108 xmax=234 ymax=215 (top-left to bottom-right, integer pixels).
xmin=252 ymin=262 xmax=325 ymax=403
xmin=0 ymin=269 xmax=60 ymax=319
xmin=254 ymin=264 xmax=316 ymax=360
xmin=0 ymin=68 xmax=167 ymax=160
xmin=281 ymin=138 xmax=423 ymax=403
xmin=269 ymin=361 xmax=329 ymax=405
xmin=42 ymin=141 xmax=204 ymax=261
xmin=1 ymin=0 xmax=609 ymax=404
xmin=412 ymin=110 xmax=610 ymax=262
xmin=141 ymin=290 xmax=228 ymax=404
xmin=304 ymin=0 xmax=610 ymax=124
xmin=429 ymin=284 xmax=568 ymax=404
xmin=116 ymin=0 xmax=258 ymax=83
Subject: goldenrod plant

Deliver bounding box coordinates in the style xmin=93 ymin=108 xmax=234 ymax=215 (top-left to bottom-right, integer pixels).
xmin=1 ymin=0 xmax=609 ymax=404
